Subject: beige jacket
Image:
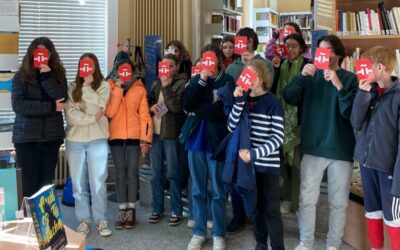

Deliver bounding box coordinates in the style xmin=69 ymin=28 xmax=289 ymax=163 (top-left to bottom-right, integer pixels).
xmin=65 ymin=80 xmax=110 ymax=142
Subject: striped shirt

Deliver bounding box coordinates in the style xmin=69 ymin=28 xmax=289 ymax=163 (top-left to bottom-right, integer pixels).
xmin=228 ymin=93 xmax=284 ymax=174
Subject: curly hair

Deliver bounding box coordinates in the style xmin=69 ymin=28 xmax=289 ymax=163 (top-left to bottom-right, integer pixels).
xmin=20 ymin=37 xmax=66 ymax=84
xmin=72 ymin=53 xmax=104 ymax=103
xmin=166 ymin=40 xmax=191 ymax=61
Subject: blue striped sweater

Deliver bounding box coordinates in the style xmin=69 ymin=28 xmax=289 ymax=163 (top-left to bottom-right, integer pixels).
xmin=228 ymin=93 xmax=284 ymax=174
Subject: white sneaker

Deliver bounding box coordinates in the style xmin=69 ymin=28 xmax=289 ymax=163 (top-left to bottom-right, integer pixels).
xmin=76 ymin=221 xmax=90 ymax=237
xmin=213 ymin=236 xmax=225 ymax=250
xmin=294 ymin=242 xmax=314 ymax=250
xmin=96 ymin=221 xmax=112 ymax=237
xmin=207 ymin=220 xmax=213 ymax=229
xmin=280 ymin=200 xmax=292 ymax=214
xmin=187 ymin=219 xmax=195 ymax=228
xmin=187 ymin=235 xmax=205 ymax=250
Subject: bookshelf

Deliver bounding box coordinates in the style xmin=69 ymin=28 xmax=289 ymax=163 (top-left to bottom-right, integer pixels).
xmin=253 ymin=9 xmax=313 ymax=54
xmin=280 ymin=11 xmax=313 ymax=45
xmin=201 ymin=0 xmax=243 ymax=47
xmin=254 ymin=8 xmax=279 ymax=44
xmin=333 ymin=0 xmax=400 ymax=56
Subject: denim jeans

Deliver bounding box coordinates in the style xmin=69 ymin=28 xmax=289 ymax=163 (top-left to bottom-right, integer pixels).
xmin=150 ymin=135 xmax=183 ymax=216
xmin=188 ymin=151 xmax=226 ymax=237
xmin=298 ymin=154 xmax=352 ymax=249
xmin=65 ymin=139 xmax=109 ymax=223
xmin=188 ymin=175 xmax=213 ymax=221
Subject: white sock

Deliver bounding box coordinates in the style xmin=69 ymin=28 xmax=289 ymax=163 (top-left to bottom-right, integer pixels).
xmin=119 ymin=203 xmax=127 ymax=210
xmin=127 ymin=202 xmax=135 ymax=209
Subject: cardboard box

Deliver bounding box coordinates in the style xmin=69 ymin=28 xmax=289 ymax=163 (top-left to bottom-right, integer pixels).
xmin=0 ymin=219 xmax=85 ymax=250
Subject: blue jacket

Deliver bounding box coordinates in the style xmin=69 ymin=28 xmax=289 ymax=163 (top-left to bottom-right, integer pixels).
xmin=351 ymin=78 xmax=400 ymax=197
xmin=214 ymin=83 xmax=257 ymax=216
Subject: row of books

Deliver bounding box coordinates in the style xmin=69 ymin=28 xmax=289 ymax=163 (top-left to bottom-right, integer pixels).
xmin=336 ymin=4 xmax=400 ymax=36
xmin=211 ymin=14 xmax=241 ymax=34
xmin=280 ymin=15 xmax=311 ymax=29
xmin=341 ymin=48 xmax=400 ymax=77
xmin=255 ymin=12 xmax=278 ymax=26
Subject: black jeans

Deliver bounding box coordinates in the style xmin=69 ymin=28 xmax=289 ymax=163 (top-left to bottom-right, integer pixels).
xmin=253 ymin=172 xmax=285 ymax=250
xmin=15 ymin=140 xmax=63 ymax=197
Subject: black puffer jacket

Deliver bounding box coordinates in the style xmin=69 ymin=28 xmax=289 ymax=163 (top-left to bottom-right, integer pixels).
xmin=11 ymin=72 xmax=68 ymax=143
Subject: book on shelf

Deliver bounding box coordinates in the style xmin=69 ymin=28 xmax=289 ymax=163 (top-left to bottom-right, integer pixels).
xmin=336 ymin=2 xmax=400 ymax=36
xmin=211 ymin=14 xmax=223 ymax=24
xmin=27 ymin=184 xmax=67 ymax=250
xmin=342 ymin=47 xmax=400 ymax=77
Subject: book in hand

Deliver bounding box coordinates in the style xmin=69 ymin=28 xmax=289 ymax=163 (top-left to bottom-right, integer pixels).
xmin=28 ymin=184 xmax=67 ymax=250
xmin=155 ymin=101 xmax=168 ymax=119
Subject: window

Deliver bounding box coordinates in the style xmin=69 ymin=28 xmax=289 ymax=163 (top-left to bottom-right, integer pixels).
xmin=19 ymin=0 xmax=108 ymax=82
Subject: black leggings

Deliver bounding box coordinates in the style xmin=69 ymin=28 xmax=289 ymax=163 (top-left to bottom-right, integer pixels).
xmin=14 ymin=140 xmax=63 ymax=197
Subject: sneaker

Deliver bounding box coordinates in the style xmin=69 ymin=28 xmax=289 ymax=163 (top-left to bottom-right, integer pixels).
xmin=295 ymin=242 xmax=314 ymax=250
xmin=187 ymin=219 xmax=195 ymax=228
xmin=76 ymin=221 xmax=90 ymax=237
xmin=114 ymin=209 xmax=126 ymax=230
xmin=280 ymin=200 xmax=292 ymax=214
xmin=207 ymin=220 xmax=213 ymax=229
xmin=213 ymin=236 xmax=225 ymax=250
xmin=226 ymin=217 xmax=245 ymax=236
xmin=96 ymin=221 xmax=112 ymax=237
xmin=124 ymin=208 xmax=136 ymax=229
xmin=187 ymin=235 xmax=205 ymax=250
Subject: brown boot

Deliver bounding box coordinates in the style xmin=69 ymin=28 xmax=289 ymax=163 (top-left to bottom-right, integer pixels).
xmin=124 ymin=207 xmax=136 ymax=229
xmin=114 ymin=209 xmax=126 ymax=230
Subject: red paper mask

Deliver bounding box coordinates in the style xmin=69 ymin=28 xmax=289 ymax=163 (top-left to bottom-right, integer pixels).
xmin=33 ymin=48 xmax=49 ymax=68
xmin=158 ymin=61 xmax=171 ymax=78
xmin=355 ymin=59 xmax=374 ymax=81
xmin=279 ymin=27 xmax=295 ymax=40
xmin=118 ymin=64 xmax=132 ymax=82
xmin=273 ymin=45 xmax=288 ymax=57
xmin=79 ymin=59 xmax=94 ymax=77
xmin=234 ymin=36 xmax=248 ymax=54
xmin=314 ymin=48 xmax=331 ymax=70
xmin=201 ymin=52 xmax=217 ymax=72
xmin=191 ymin=65 xmax=203 ymax=77
xmin=236 ymin=67 xmax=257 ymax=91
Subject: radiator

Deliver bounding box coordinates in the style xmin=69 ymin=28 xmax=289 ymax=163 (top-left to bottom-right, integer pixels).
xmin=54 ymin=145 xmax=69 ymax=187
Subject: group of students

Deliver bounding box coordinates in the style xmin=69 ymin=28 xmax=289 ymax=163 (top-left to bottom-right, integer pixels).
xmin=11 ymin=23 xmax=399 ymax=250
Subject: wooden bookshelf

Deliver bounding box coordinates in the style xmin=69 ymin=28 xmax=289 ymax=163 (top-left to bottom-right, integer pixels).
xmin=338 ymin=34 xmax=400 ymax=55
xmin=334 ymin=0 xmax=400 ymax=55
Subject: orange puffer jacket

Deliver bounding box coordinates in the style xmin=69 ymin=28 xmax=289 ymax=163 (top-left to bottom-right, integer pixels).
xmin=105 ymin=79 xmax=153 ymax=144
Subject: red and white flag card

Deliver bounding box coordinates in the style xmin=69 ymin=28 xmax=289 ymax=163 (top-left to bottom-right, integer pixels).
xmin=236 ymin=67 xmax=257 ymax=91
xmin=314 ymin=48 xmax=331 ymax=70
xmin=33 ymin=48 xmax=49 ymax=68
xmin=201 ymin=51 xmax=217 ymax=72
xmin=158 ymin=61 xmax=171 ymax=78
xmin=234 ymin=36 xmax=248 ymax=54
xmin=118 ymin=64 xmax=132 ymax=82
xmin=273 ymin=45 xmax=288 ymax=57
xmin=79 ymin=59 xmax=94 ymax=77
xmin=355 ymin=59 xmax=374 ymax=81
xmin=279 ymin=27 xmax=295 ymax=40
xmin=191 ymin=65 xmax=203 ymax=77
